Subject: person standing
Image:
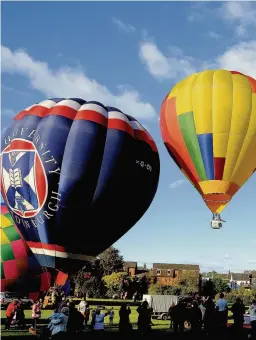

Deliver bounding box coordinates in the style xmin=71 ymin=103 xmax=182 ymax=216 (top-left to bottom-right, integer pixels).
xmin=137 ymin=301 xmax=151 ymax=336
xmin=48 ymin=307 xmax=69 ymax=338
xmin=203 ymin=296 xmax=216 ymax=336
xmin=171 ymin=300 xmax=186 ymax=334
xmin=190 ymin=301 xmax=202 ymax=334
xmin=93 ymin=308 xmax=110 ymax=331
xmin=119 ymin=304 xmax=132 ymax=334
xmin=109 ymin=308 xmax=115 ymax=326
xmin=231 ymin=298 xmax=245 ymax=331
xmin=5 ymin=299 xmax=18 ymax=330
xmin=30 ymin=300 xmax=41 ymax=333
xmin=249 ymin=299 xmax=256 ymax=340
xmin=78 ymin=297 xmax=87 ymax=318
xmin=215 ymin=293 xmax=228 ymax=331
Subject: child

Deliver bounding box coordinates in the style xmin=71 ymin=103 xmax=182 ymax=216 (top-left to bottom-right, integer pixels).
xmin=109 ymin=308 xmax=115 ymax=326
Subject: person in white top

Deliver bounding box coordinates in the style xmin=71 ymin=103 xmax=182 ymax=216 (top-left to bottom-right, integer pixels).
xmin=78 ymin=298 xmax=87 ymax=316
xmin=249 ymin=299 xmax=256 ymax=339
xmin=93 ymin=309 xmax=110 ymax=331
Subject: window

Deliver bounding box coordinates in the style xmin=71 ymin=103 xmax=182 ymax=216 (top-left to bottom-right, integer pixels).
xmin=156 ymin=269 xmax=161 ymax=275
xmin=167 ymin=270 xmax=171 ymax=276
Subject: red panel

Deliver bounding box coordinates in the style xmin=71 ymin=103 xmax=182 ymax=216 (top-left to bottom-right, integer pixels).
xmin=230 ymin=70 xmax=246 ymax=76
xmin=214 ymin=157 xmax=225 ymax=180
xmin=56 ymin=271 xmax=68 ymax=286
xmin=1 ymin=279 xmax=6 ymax=291
xmin=40 ymin=272 xmax=51 ymax=291
xmin=11 ymin=239 xmax=27 ymax=259
xmin=75 ymin=110 xmax=107 ymax=126
xmin=108 ymin=119 xmax=134 ymax=136
xmin=246 ymin=75 xmax=256 ymax=93
xmin=3 ymin=260 xmax=18 ymax=279
xmin=160 ymin=96 xmax=200 ymax=185
xmin=46 ymin=105 xmax=77 ymax=120
xmin=14 ymin=105 xmax=50 ymax=120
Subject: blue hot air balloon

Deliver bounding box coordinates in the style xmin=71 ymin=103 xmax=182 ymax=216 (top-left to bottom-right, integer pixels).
xmin=1 ymin=98 xmax=160 ymax=274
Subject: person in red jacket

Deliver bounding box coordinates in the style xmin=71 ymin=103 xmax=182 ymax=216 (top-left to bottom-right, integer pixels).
xmin=5 ymin=300 xmax=18 ymax=330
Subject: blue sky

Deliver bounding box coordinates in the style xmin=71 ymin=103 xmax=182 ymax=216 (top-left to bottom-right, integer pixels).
xmin=2 ymin=1 xmax=256 ymax=273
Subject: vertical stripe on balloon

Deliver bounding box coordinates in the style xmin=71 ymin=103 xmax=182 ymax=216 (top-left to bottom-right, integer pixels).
xmin=178 ymin=112 xmax=207 ymax=181
xmin=197 ymin=134 xmax=214 ymax=180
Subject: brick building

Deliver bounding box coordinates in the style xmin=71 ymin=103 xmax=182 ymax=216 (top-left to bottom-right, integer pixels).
xmin=148 ymin=263 xmax=200 ymax=286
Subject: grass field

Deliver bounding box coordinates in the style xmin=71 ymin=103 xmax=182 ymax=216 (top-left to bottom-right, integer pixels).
xmin=1 ymin=304 xmax=237 ymax=338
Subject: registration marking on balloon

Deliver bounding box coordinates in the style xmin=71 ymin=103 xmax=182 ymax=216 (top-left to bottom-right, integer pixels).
xmin=1 ymin=129 xmax=62 ymax=228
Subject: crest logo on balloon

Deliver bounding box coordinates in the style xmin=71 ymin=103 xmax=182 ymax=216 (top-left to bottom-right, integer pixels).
xmin=1 ymin=139 xmax=48 ymax=218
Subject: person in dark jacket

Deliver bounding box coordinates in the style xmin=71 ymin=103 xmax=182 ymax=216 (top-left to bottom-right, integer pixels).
xmin=137 ymin=301 xmax=151 ymax=336
xmin=66 ymin=302 xmax=83 ymax=335
xmin=119 ymin=304 xmax=132 ymax=334
xmin=171 ymin=300 xmax=186 ymax=334
xmin=231 ymin=298 xmax=245 ymax=330
xmin=203 ymin=296 xmax=216 ymax=336
xmin=190 ymin=301 xmax=202 ymax=334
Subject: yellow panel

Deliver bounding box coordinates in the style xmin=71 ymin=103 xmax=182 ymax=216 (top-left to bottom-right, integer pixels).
xmin=176 ymin=74 xmax=198 ymax=115
xmin=198 ymin=180 xmax=231 ymax=194
xmin=0 ymin=215 xmax=13 ymax=228
xmin=0 ymin=229 xmax=10 ymax=245
xmin=216 ymin=203 xmax=228 ymax=214
xmin=223 ymin=74 xmax=252 ymax=180
xmin=192 ymin=70 xmax=214 ymax=134
xmin=231 ymin=93 xmax=256 ymax=186
xmin=212 ymin=70 xmax=233 ymax=158
xmin=167 ymin=83 xmax=179 ymax=99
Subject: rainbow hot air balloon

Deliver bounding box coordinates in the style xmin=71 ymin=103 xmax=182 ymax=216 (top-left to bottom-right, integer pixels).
xmin=1 ymin=98 xmax=160 ymax=273
xmin=0 ymin=203 xmax=51 ymax=300
xmin=160 ymin=70 xmax=256 ymax=229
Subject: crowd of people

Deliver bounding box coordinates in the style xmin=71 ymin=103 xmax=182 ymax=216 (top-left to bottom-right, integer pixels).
xmin=4 ymin=293 xmax=256 ymax=339
xmin=168 ymin=294 xmax=256 ymax=338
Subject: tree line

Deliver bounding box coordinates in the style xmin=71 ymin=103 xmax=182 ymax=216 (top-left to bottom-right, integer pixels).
xmin=72 ymin=247 xmax=256 ymax=301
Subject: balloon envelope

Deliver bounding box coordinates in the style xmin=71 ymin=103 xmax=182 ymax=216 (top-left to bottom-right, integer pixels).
xmin=1 ymin=98 xmax=160 ymax=273
xmin=0 ymin=203 xmax=51 ymax=298
xmin=160 ymin=70 xmax=256 ymax=213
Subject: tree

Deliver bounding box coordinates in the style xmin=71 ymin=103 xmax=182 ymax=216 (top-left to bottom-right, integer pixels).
xmin=212 ymin=277 xmax=229 ymax=294
xmin=82 ymin=276 xmax=106 ymax=298
xmin=148 ymin=283 xmax=181 ymax=295
xmin=103 ymin=272 xmax=128 ymax=298
xmin=98 ymin=246 xmax=124 ymax=276
xmin=177 ymin=270 xmax=200 ymax=295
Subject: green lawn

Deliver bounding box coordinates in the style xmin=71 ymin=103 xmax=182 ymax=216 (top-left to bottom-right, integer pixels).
xmin=1 ymin=305 xmax=237 ymax=338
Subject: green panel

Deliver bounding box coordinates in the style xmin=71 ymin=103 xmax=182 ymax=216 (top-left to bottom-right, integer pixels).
xmin=178 ymin=111 xmax=207 ymax=181
xmin=1 ymin=243 xmax=15 ymax=262
xmin=4 ymin=226 xmax=21 ymax=242
xmin=0 ymin=262 xmax=5 ymax=279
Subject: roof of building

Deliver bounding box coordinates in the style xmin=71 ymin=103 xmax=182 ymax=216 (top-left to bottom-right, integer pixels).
xmin=231 ymin=273 xmax=254 ymax=281
xmin=152 ymin=263 xmax=200 ymax=271
xmin=124 ymin=261 xmax=137 ymax=268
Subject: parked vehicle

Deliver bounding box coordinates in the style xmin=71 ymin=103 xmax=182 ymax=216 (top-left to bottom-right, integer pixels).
xmin=142 ymin=294 xmax=178 ymax=320
xmin=0 ymin=292 xmax=33 ymax=309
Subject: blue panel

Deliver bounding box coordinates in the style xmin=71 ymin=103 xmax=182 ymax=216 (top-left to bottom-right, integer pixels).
xmin=197 ymin=133 xmax=214 ymax=180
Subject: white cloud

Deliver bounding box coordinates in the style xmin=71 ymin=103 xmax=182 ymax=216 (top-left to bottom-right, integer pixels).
xmin=139 ymin=35 xmax=256 ymax=81
xmin=112 ymin=17 xmax=135 ymax=33
xmin=1 ymin=45 xmax=155 ymax=120
xmin=169 ymin=179 xmax=185 ymax=189
xmin=248 ymin=260 xmax=256 ymax=264
xmin=208 ymin=31 xmax=221 ymax=40
xmin=216 ymin=40 xmax=256 ymax=79
xmin=221 ymin=2 xmax=256 ymax=37
xmin=139 ymin=41 xmax=196 ymax=81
